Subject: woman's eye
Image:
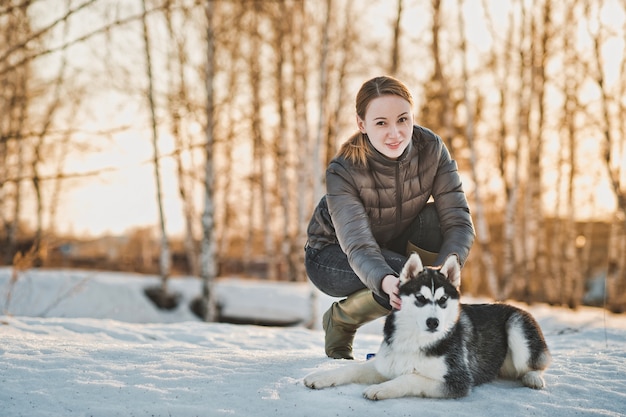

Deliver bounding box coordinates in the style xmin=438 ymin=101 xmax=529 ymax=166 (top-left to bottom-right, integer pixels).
xmin=398 ymin=117 xmax=408 ymax=123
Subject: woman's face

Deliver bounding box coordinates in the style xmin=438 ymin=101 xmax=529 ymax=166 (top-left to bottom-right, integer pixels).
xmin=357 ymin=95 xmax=413 ymax=160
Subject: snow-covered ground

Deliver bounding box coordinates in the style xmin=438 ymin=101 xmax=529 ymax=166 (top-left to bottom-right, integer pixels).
xmin=1 ymin=267 xmax=625 ymax=417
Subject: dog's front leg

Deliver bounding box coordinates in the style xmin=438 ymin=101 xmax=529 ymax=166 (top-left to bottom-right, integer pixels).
xmin=304 ymin=359 xmax=387 ymax=389
xmin=363 ymin=373 xmax=448 ymax=400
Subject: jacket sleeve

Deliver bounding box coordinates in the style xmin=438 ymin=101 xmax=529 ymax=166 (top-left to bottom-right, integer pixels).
xmin=326 ymin=162 xmax=397 ymax=297
xmin=431 ymin=141 xmax=476 ymax=267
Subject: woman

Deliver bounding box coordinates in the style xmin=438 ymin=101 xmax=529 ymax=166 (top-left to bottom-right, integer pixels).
xmin=304 ymin=75 xmax=475 ymax=359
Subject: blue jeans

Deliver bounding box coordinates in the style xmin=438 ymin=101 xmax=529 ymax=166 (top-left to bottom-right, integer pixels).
xmin=305 ymin=203 xmax=443 ymax=309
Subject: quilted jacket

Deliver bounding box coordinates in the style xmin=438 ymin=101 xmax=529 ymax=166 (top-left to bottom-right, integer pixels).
xmin=306 ymin=125 xmax=475 ymax=297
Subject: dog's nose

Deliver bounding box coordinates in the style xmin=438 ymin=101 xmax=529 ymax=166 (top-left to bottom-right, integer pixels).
xmin=426 ymin=318 xmax=439 ymax=330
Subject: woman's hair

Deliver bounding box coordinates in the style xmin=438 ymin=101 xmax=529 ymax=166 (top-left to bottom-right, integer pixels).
xmin=338 ymin=76 xmax=414 ymax=166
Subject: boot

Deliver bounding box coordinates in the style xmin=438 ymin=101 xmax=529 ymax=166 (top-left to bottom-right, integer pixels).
xmin=323 ymin=289 xmax=390 ymax=359
xmin=406 ymin=241 xmax=439 ymax=266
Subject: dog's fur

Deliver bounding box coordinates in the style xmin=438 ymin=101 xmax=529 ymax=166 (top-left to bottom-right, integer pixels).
xmin=304 ymin=253 xmax=551 ymax=400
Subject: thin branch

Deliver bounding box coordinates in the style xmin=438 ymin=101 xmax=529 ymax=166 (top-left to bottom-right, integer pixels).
xmin=0 ymin=0 xmax=98 ymax=64
xmin=0 ymin=3 xmax=167 ymax=77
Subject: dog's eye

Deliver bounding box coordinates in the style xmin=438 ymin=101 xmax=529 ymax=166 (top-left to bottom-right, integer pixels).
xmin=437 ymin=295 xmax=448 ymax=307
xmin=414 ymin=295 xmax=428 ymax=306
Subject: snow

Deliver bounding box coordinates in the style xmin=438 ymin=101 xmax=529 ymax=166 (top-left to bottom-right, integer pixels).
xmin=1 ymin=267 xmax=626 ymax=417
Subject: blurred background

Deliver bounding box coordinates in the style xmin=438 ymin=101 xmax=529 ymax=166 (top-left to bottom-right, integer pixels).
xmin=1 ymin=0 xmax=625 ymax=312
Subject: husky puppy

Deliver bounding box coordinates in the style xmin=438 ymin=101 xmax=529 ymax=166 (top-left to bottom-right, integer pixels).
xmin=304 ymin=253 xmax=551 ymax=400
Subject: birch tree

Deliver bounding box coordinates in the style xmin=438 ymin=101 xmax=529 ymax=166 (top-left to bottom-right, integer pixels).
xmin=421 ymin=0 xmax=456 ymax=154
xmin=456 ymin=0 xmax=499 ymax=299
xmin=269 ymin=1 xmax=298 ymax=280
xmin=245 ymin=1 xmax=277 ymax=280
xmin=555 ymin=0 xmax=584 ymax=308
xmin=200 ymin=0 xmax=218 ymax=322
xmin=533 ymin=0 xmax=553 ymax=303
xmin=291 ymin=0 xmax=312 ymax=283
xmin=481 ymin=0 xmax=521 ymax=299
xmin=215 ymin=4 xmax=245 ymax=272
xmin=163 ymin=2 xmax=199 ymax=277
xmin=313 ymin=0 xmax=332 ymax=203
xmin=140 ymin=0 xmax=174 ymax=307
xmin=324 ymin=0 xmax=353 ymax=166
xmin=389 ymin=0 xmax=403 ymax=76
xmin=0 ymin=2 xmax=30 ymax=264
xmin=584 ymin=0 xmax=626 ymax=311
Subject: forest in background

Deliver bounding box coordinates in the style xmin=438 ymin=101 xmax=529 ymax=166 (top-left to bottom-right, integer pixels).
xmin=1 ymin=0 xmax=625 ymax=315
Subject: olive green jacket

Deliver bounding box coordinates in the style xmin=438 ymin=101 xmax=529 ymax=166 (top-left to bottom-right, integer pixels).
xmin=306 ymin=125 xmax=475 ymax=297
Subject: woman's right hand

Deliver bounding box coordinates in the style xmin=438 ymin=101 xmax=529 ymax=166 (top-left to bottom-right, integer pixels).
xmin=381 ymin=275 xmax=401 ymax=310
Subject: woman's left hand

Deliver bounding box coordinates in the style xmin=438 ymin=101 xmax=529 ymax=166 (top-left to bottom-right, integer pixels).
xmin=381 ymin=275 xmax=401 ymax=310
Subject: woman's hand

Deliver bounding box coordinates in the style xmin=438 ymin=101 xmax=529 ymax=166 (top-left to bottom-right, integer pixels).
xmin=381 ymin=275 xmax=401 ymax=310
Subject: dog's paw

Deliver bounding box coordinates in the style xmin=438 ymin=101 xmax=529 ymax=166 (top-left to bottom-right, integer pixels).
xmin=303 ymin=370 xmax=339 ymax=390
xmin=521 ymin=371 xmax=546 ymax=389
xmin=363 ymin=383 xmax=400 ymax=400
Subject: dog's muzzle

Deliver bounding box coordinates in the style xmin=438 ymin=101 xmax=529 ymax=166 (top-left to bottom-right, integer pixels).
xmin=426 ymin=317 xmax=439 ymax=331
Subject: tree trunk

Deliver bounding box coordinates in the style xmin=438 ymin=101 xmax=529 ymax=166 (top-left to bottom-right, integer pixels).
xmin=326 ymin=0 xmax=355 ymax=165
xmin=248 ymin=1 xmax=277 ymax=280
xmin=271 ymin=1 xmax=294 ymax=281
xmin=484 ymin=3 xmax=519 ymax=299
xmin=200 ymin=0 xmax=218 ymax=322
xmin=586 ymin=1 xmax=626 ymax=311
xmin=290 ymin=1 xmax=316 ymax=324
xmin=532 ymin=0 xmax=552 ymax=304
xmin=141 ymin=0 xmax=171 ymax=290
xmin=514 ymin=0 xmax=535 ymax=303
xmin=560 ymin=1 xmax=582 ymax=308
xmin=313 ymin=0 xmax=331 ymax=204
xmin=429 ymin=0 xmax=455 ymax=154
xmin=389 ymin=0 xmax=403 ymax=76
xmin=457 ymin=0 xmax=499 ymax=298
xmin=164 ymin=2 xmax=199 ymax=277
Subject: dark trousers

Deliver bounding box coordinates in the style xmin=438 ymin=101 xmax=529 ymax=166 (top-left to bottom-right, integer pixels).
xmin=304 ymin=203 xmax=442 ymax=309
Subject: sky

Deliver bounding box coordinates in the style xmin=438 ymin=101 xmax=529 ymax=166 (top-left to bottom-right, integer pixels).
xmin=1 ymin=267 xmax=625 ymax=416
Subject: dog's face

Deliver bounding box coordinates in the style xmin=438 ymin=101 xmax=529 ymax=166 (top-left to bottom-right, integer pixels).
xmin=394 ymin=253 xmax=461 ymax=343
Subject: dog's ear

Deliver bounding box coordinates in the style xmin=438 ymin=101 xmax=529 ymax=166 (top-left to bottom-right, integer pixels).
xmin=439 ymin=254 xmax=461 ymax=288
xmin=400 ymin=252 xmax=424 ymax=284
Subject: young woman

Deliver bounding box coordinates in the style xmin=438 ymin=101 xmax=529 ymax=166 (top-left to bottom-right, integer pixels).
xmin=304 ymin=76 xmax=475 ymax=359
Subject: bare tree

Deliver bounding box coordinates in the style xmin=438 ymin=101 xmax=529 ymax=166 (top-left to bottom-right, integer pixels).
xmin=163 ymin=2 xmax=199 ymax=277
xmin=140 ymin=0 xmax=174 ymax=308
xmin=0 ymin=1 xmax=30 ymax=264
xmin=456 ymin=0 xmax=499 ymax=299
xmin=556 ymin=0 xmax=584 ymax=308
xmin=269 ymin=1 xmax=295 ymax=280
xmin=313 ymin=0 xmax=332 ymax=204
xmin=214 ymin=4 xmax=245 ymax=271
xmin=532 ymin=0 xmax=553 ymax=303
xmin=245 ymin=1 xmax=277 ymax=280
xmin=291 ymin=0 xmax=313 ymax=283
xmin=200 ymin=0 xmax=218 ymax=322
xmin=389 ymin=0 xmax=403 ymax=76
xmin=0 ymin=0 xmax=98 ymax=76
xmin=1 ymin=0 xmax=89 ymax=266
xmin=584 ymin=0 xmax=626 ymax=310
xmin=481 ymin=0 xmax=521 ymax=299
xmin=326 ymin=0 xmax=356 ymax=163
xmin=31 ymin=0 xmax=78 ymax=265
xmin=421 ymin=0 xmax=456 ymax=154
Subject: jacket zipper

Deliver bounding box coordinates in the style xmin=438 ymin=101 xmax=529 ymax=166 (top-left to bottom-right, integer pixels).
xmin=395 ymin=161 xmax=402 ymax=228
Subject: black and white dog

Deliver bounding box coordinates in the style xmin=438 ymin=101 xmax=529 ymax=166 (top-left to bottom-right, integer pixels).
xmin=304 ymin=253 xmax=551 ymax=400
